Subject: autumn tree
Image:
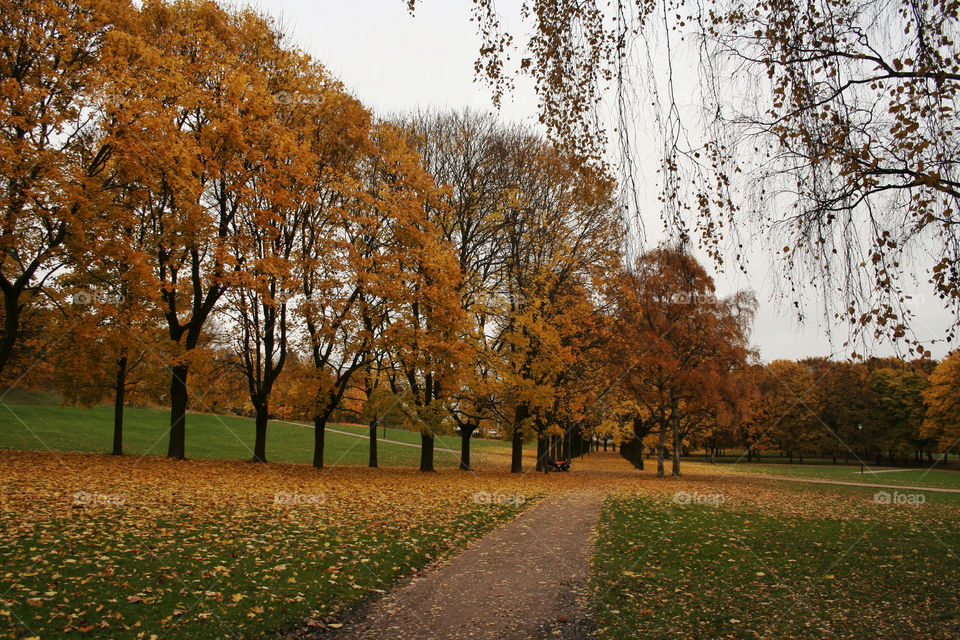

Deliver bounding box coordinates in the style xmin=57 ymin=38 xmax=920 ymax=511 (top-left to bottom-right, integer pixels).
xmin=609 ymin=245 xmax=755 ymax=476
xmin=922 ymin=351 xmax=960 ymax=459
xmin=0 ymin=0 xmax=132 ymax=378
xmin=222 ymin=42 xmax=331 ymax=463
xmin=90 ymin=1 xmax=294 ymax=459
xmin=299 ymin=122 xmax=448 ymax=470
xmin=870 ymin=366 xmax=930 ymax=464
xmin=50 ymin=281 xmax=164 ymax=455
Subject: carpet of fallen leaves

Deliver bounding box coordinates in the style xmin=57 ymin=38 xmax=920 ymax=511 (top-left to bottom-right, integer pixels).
xmin=6 ymin=449 xmax=960 ymax=640
xmin=591 ymin=473 xmax=960 ymax=640
xmin=0 ymin=450 xmax=636 ymax=639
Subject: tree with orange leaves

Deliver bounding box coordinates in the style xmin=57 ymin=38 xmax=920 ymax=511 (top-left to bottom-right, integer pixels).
xmin=609 ymin=245 xmax=755 ymax=476
xmin=0 ymin=0 xmax=135 ymax=379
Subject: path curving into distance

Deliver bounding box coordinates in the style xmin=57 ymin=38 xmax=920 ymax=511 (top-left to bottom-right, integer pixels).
xmin=321 ymin=490 xmax=604 ymax=640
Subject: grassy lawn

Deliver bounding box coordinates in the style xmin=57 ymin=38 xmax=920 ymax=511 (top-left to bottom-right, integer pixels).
xmin=0 ymin=451 xmax=543 ymax=639
xmin=592 ymin=479 xmax=960 ymax=639
xmin=324 ymin=420 xmax=516 ymax=454
xmin=0 ymin=403 xmax=519 ymax=469
xmin=684 ymin=460 xmax=960 ymax=491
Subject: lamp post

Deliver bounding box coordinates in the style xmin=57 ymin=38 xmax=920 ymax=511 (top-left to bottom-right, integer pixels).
xmin=858 ymin=423 xmax=863 ymax=474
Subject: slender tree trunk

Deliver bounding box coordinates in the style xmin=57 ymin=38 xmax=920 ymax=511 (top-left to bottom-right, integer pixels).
xmin=368 ymin=417 xmax=378 ymax=468
xmin=167 ymin=363 xmax=189 ymax=459
xmin=420 ymin=432 xmax=435 ymax=472
xmin=313 ymin=415 xmax=325 ymax=469
xmin=252 ymin=401 xmax=269 ymax=463
xmin=511 ymin=405 xmax=527 ymax=473
xmin=656 ymin=427 xmax=667 ymax=477
xmin=671 ymin=420 xmax=681 ymax=477
xmin=112 ymin=356 xmax=127 ymax=456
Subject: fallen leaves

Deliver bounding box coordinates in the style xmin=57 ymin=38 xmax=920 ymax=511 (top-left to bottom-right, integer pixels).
xmin=0 ymin=450 xmax=558 ymax=639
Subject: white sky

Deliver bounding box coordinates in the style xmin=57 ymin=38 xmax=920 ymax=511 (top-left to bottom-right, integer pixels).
xmin=248 ymin=0 xmax=956 ymax=362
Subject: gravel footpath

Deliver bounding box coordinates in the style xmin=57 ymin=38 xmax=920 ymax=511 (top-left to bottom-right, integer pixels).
xmin=327 ymin=489 xmax=604 ymax=640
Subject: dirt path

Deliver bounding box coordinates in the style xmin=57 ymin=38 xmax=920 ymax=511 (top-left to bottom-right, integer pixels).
xmin=325 ymin=490 xmax=604 ymax=640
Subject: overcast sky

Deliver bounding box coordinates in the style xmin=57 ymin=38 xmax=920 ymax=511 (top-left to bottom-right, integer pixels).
xmin=248 ymin=0 xmax=955 ymax=362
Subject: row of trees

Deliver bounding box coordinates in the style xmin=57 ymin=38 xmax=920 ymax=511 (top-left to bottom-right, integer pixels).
xmin=6 ymin=0 xmax=956 ymax=477
xmin=617 ymin=352 xmax=960 ymax=469
xmin=1 ymin=0 xmax=763 ymax=476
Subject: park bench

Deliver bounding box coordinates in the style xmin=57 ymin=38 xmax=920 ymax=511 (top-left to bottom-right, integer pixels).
xmin=547 ymin=458 xmax=570 ymax=472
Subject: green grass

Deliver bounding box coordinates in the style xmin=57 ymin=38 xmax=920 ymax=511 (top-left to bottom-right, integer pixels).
xmin=320 ymin=420 xmax=515 ymax=453
xmin=0 ymin=403 xmax=514 ymax=468
xmin=689 ymin=460 xmax=960 ymax=491
xmin=592 ymin=487 xmax=960 ymax=639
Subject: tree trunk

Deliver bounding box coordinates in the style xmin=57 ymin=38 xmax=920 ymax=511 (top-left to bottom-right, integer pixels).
xmin=420 ymin=432 xmax=435 ymax=472
xmin=511 ymin=405 xmax=527 ymax=473
xmin=459 ymin=425 xmax=475 ymax=471
xmin=369 ymin=418 xmax=378 ymax=468
xmin=167 ymin=363 xmax=189 ymax=459
xmin=536 ymin=435 xmax=546 ymax=472
xmin=252 ymin=401 xmax=268 ymax=463
xmin=671 ymin=420 xmax=681 ymax=477
xmin=0 ymin=288 xmax=21 ymax=378
xmin=312 ymin=415 xmax=325 ymax=469
xmin=656 ymin=427 xmax=667 ymax=478
xmin=112 ymin=355 xmax=127 ymax=456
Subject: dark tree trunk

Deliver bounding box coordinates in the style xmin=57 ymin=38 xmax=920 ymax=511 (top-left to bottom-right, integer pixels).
xmin=671 ymin=420 xmax=681 ymax=477
xmin=656 ymin=427 xmax=667 ymax=477
xmin=511 ymin=405 xmax=527 ymax=473
xmin=536 ymin=435 xmax=547 ymax=472
xmin=313 ymin=415 xmax=325 ymax=468
xmin=253 ymin=401 xmax=268 ymax=463
xmin=112 ymin=355 xmax=127 ymax=456
xmin=167 ymin=363 xmax=189 ymax=459
xmin=459 ymin=424 xmax=476 ymax=470
xmin=420 ymin=432 xmax=435 ymax=472
xmin=369 ymin=418 xmax=378 ymax=468
xmin=0 ymin=287 xmax=22 ymax=378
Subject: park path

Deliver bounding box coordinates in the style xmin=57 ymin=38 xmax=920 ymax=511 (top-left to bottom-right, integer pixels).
xmin=753 ymin=474 xmax=960 ymax=493
xmin=324 ymin=489 xmax=604 ymax=640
